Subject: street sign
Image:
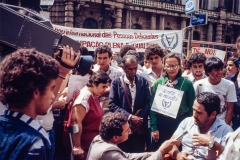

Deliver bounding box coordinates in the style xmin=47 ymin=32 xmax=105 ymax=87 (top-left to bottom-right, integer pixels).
xmin=191 ymin=14 xmax=208 ymax=26
xmin=185 ymin=0 xmax=199 ymax=14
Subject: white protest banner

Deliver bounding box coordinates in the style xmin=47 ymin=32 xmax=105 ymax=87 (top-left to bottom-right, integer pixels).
xmin=53 ymin=24 xmax=183 ymax=53
xmin=192 ymin=47 xmax=226 ymax=62
xmin=151 ymin=85 xmax=184 ymax=119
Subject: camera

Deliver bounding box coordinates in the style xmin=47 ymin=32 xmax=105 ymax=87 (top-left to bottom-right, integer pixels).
xmin=0 ymin=3 xmax=93 ymax=76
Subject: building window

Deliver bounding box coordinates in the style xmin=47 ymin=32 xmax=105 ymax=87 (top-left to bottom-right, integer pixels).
xmin=83 ymin=18 xmax=98 ymax=29
xmin=160 ymin=0 xmax=174 ymax=3
xmin=193 ymin=31 xmax=200 ymax=40
xmin=164 ymin=27 xmax=172 ymax=30
xmin=225 ymin=0 xmax=233 ymax=12
xmin=181 ymin=0 xmax=186 ymax=5
xmin=237 ymin=0 xmax=240 ymax=14
xmin=199 ymin=0 xmax=207 ymax=9
xmin=224 ymin=35 xmax=231 ymax=43
xmin=207 ymin=0 xmax=218 ymax=10
xmin=132 ymin=24 xmax=142 ymax=29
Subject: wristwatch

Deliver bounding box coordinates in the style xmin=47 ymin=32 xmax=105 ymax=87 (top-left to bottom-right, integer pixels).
xmin=208 ymin=139 xmax=215 ymax=149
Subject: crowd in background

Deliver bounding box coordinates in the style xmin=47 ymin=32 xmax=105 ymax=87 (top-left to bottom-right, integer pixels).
xmin=0 ymin=36 xmax=240 ymax=160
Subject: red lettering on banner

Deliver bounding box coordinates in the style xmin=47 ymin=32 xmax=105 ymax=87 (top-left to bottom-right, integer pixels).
xmin=113 ymin=31 xmax=134 ymax=39
xmin=134 ymin=32 xmax=158 ymax=39
xmin=193 ymin=47 xmax=200 ymax=53
xmin=102 ymin=32 xmax=112 ymax=38
xmin=205 ymin=49 xmax=216 ymax=56
xmin=80 ymin=41 xmax=104 ymax=48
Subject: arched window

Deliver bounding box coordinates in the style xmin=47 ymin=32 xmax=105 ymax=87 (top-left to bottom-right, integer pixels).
xmin=83 ymin=18 xmax=98 ymax=29
xmin=193 ymin=31 xmax=200 ymax=40
xmin=224 ymin=35 xmax=231 ymax=44
xmin=131 ymin=24 xmax=142 ymax=29
xmin=164 ymin=27 xmax=172 ymax=30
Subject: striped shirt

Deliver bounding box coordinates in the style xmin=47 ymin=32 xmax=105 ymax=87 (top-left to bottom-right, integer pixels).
xmin=2 ymin=110 xmax=50 ymax=159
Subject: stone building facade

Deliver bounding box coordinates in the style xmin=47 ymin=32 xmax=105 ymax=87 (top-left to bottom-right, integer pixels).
xmin=49 ymin=0 xmax=240 ymax=44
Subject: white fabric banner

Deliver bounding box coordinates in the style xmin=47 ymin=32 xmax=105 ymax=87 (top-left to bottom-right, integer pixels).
xmin=53 ymin=24 xmax=183 ymax=53
xmin=151 ymin=85 xmax=184 ymax=119
xmin=192 ymin=47 xmax=226 ymax=62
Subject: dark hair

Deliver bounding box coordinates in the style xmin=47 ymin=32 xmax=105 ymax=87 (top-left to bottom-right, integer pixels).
xmin=204 ymin=57 xmax=224 ymax=76
xmin=80 ymin=46 xmax=89 ymax=56
xmin=0 ymin=48 xmax=59 ymax=109
xmin=188 ymin=52 xmax=207 ymax=67
xmin=94 ymin=45 xmax=113 ymax=58
xmin=119 ymin=45 xmax=136 ymax=58
xmin=122 ymin=55 xmax=138 ymax=67
xmin=184 ymin=60 xmax=191 ymax=70
xmin=144 ymin=43 xmax=164 ymax=59
xmin=227 ymin=57 xmax=239 ymax=68
xmin=196 ymin=92 xmax=220 ymax=116
xmin=100 ymin=112 xmax=128 ymax=141
xmin=163 ymin=53 xmax=182 ymax=77
xmin=86 ymin=70 xmax=111 ymax=87
xmin=125 ymin=50 xmax=139 ymax=60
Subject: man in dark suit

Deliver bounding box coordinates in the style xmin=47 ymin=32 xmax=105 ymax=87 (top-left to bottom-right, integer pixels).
xmin=109 ymin=54 xmax=151 ymax=152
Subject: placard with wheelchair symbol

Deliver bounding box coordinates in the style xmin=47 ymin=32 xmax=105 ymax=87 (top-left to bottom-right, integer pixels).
xmin=151 ymin=84 xmax=184 ymax=118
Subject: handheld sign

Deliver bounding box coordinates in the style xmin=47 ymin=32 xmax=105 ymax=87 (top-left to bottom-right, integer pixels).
xmin=151 ymin=85 xmax=184 ymax=119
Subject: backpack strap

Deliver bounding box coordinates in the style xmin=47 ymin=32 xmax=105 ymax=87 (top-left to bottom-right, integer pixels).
xmin=120 ymin=76 xmax=132 ymax=113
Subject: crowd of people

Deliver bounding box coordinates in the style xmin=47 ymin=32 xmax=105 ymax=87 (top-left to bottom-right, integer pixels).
xmin=0 ymin=37 xmax=240 ymax=160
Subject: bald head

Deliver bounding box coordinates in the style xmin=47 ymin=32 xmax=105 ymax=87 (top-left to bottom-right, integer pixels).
xmin=122 ymin=55 xmax=138 ymax=81
xmin=122 ymin=55 xmax=138 ymax=67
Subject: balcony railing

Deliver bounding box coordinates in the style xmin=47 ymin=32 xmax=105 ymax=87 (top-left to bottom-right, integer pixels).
xmin=131 ymin=0 xmax=154 ymax=7
xmin=128 ymin=0 xmax=240 ymax=21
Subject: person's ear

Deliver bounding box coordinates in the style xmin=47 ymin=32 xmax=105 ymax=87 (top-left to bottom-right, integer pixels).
xmin=33 ymin=89 xmax=40 ymax=99
xmin=210 ymin=111 xmax=217 ymax=118
xmin=112 ymin=135 xmax=119 ymax=142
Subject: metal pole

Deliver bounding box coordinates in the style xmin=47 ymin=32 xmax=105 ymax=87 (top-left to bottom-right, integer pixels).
xmin=187 ymin=27 xmax=192 ymax=57
xmin=100 ymin=0 xmax=105 ymax=29
xmin=187 ymin=14 xmax=193 ymax=58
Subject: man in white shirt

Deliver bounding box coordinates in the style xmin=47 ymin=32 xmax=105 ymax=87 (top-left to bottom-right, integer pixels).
xmin=187 ymin=52 xmax=207 ymax=84
xmin=169 ymin=92 xmax=233 ymax=160
xmin=93 ymin=45 xmax=122 ymax=110
xmin=194 ymin=57 xmax=237 ymax=124
xmin=140 ymin=44 xmax=165 ymax=87
xmin=111 ymin=52 xmax=118 ymax=68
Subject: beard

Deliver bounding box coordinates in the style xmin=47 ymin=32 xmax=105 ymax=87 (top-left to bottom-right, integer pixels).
xmin=194 ymin=72 xmax=203 ymax=77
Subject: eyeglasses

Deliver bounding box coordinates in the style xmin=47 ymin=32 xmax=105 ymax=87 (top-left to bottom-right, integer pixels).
xmin=165 ymin=64 xmax=179 ymax=70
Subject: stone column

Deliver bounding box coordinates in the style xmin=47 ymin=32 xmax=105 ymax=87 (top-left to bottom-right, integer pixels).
xmin=181 ymin=18 xmax=186 ymax=29
xmin=159 ymin=15 xmax=165 ymax=30
xmin=215 ymin=23 xmax=222 ymax=42
xmin=65 ymin=0 xmax=74 ymax=27
xmin=207 ymin=22 xmax=213 ymax=41
xmin=125 ymin=9 xmax=131 ymax=29
xmin=181 ymin=18 xmax=187 ymax=39
xmin=114 ymin=8 xmax=123 ymax=29
xmin=151 ymin=13 xmax=156 ymax=30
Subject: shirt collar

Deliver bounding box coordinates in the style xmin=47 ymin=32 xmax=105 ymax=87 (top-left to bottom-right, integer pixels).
xmin=93 ymin=64 xmax=111 ymax=74
xmin=2 ymin=110 xmax=50 ymax=144
xmin=188 ymin=72 xmax=207 ymax=82
xmin=123 ymin=75 xmax=136 ymax=87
